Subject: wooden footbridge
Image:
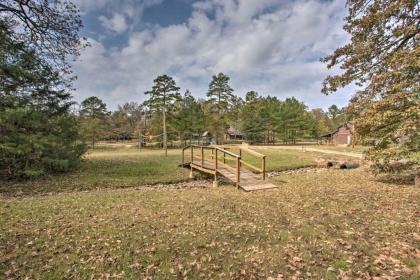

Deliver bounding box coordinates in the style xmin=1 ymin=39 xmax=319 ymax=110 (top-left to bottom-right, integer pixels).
xmin=181 ymin=145 xmax=278 ymax=191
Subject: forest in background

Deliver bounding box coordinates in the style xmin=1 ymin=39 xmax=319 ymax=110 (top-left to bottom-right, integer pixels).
xmin=78 ymin=73 xmax=348 ymax=147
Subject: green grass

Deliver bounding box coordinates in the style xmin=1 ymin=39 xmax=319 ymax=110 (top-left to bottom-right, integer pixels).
xmin=243 ymin=148 xmax=319 ymax=170
xmin=0 ymin=148 xmax=189 ymax=195
xmin=1 ymin=169 xmax=419 ymax=279
xmin=0 ymin=147 xmax=324 ymax=196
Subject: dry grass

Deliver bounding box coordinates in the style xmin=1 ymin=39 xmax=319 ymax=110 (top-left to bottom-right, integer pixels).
xmin=1 ymin=169 xmax=419 ymax=279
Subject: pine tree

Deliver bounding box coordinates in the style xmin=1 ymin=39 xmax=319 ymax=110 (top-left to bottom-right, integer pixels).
xmin=173 ymin=90 xmax=206 ymax=144
xmin=206 ymin=73 xmax=235 ymax=143
xmin=0 ymin=18 xmax=86 ymax=178
xmin=79 ymin=97 xmax=109 ymax=148
xmin=240 ymin=92 xmax=265 ymax=143
xmin=145 ymin=75 xmax=180 ymax=156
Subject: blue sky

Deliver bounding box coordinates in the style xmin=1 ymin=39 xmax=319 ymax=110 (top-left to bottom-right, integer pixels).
xmin=72 ymin=0 xmax=354 ymax=110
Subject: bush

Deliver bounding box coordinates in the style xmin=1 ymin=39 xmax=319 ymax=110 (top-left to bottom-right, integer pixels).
xmin=0 ymin=107 xmax=87 ymax=179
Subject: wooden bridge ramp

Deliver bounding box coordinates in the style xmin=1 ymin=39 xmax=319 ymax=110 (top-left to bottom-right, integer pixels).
xmin=182 ymin=145 xmax=278 ymax=191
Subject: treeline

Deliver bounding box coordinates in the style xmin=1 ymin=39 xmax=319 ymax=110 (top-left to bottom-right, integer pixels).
xmin=78 ymin=73 xmax=348 ymax=148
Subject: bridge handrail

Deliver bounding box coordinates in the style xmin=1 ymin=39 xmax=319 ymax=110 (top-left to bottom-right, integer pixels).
xmin=218 ymin=145 xmax=267 ymax=180
xmin=181 ymin=144 xmax=266 ymax=186
xmin=182 ymin=145 xmax=240 ymax=159
xmin=218 ymin=145 xmax=266 ymax=158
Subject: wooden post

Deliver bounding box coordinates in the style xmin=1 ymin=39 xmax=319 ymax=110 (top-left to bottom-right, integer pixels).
xmin=223 ymin=151 xmax=226 ymax=164
xmin=190 ymin=146 xmax=193 ymax=164
xmin=215 ymin=149 xmax=218 ymax=170
xmin=236 ymin=157 xmax=240 ymax=189
xmin=262 ymin=156 xmax=266 ymax=180
xmin=189 ymin=166 xmax=194 ymax=179
xmin=201 ymin=147 xmax=204 ymax=168
xmin=182 ymin=148 xmax=184 ymax=166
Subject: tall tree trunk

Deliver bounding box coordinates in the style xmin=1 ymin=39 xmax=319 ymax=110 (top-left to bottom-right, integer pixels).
xmin=163 ymin=107 xmax=167 ymax=157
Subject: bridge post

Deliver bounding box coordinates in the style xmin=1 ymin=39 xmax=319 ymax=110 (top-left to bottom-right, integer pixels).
xmin=182 ymin=148 xmax=184 ymax=166
xmin=215 ymin=149 xmax=218 ymax=170
xmin=201 ymin=147 xmax=204 ymax=167
xmin=262 ymin=156 xmax=266 ymax=180
xmin=236 ymin=157 xmax=240 ymax=189
xmin=212 ymin=148 xmax=218 ymax=187
xmin=190 ymin=145 xmax=193 ymax=164
xmin=213 ymin=172 xmax=218 ymax=188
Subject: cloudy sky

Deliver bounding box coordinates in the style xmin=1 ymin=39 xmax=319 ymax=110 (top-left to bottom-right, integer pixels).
xmin=72 ymin=0 xmax=354 ymax=110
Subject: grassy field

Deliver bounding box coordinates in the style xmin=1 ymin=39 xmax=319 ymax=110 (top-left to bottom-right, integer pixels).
xmin=0 ymin=146 xmax=324 ymax=196
xmin=1 ymin=169 xmax=419 ymax=279
xmin=0 ymin=148 xmax=188 ymax=195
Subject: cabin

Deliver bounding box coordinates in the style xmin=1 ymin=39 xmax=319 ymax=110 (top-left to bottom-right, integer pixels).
xmin=225 ymin=127 xmax=244 ymax=141
xmin=202 ymin=131 xmax=213 ymax=145
xmin=321 ymin=123 xmax=353 ymax=146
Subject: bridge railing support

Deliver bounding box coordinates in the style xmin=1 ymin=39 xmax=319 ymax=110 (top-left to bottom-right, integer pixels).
xmin=183 ymin=144 xmax=265 ymax=188
xmin=217 ymin=145 xmax=267 ymax=181
xmin=236 ymin=157 xmax=240 ymax=189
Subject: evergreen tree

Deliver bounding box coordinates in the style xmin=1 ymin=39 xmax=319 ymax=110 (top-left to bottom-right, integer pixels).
xmin=174 ymin=90 xmax=206 ymax=144
xmin=79 ymin=97 xmax=109 ymax=148
xmin=206 ymin=73 xmax=235 ymax=143
xmin=0 ymin=1 xmax=86 ymax=179
xmin=276 ymin=98 xmax=310 ymax=144
xmin=322 ymin=0 xmax=419 ymax=175
xmin=145 ymin=75 xmax=180 ymax=156
xmin=240 ymin=92 xmax=265 ymax=143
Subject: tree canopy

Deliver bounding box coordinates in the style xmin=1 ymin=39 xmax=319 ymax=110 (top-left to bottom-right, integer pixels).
xmin=144 ymin=75 xmax=181 ymax=156
xmin=0 ymin=0 xmax=87 ymax=179
xmin=322 ymin=0 xmax=419 ymax=174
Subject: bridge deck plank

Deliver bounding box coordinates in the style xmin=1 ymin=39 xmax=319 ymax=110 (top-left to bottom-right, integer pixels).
xmin=189 ymin=159 xmax=278 ymax=191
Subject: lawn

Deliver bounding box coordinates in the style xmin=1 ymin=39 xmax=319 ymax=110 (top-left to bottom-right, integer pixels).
xmin=0 ymin=148 xmax=188 ymax=195
xmin=1 ymin=169 xmax=419 ymax=279
xmin=0 ymin=146 xmax=322 ymax=196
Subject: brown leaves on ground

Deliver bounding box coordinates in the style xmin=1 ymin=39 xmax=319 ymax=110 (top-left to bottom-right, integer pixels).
xmin=0 ymin=169 xmax=419 ymax=279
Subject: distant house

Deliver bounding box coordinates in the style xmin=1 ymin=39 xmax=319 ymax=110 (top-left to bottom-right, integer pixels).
xmin=202 ymin=131 xmax=213 ymax=145
xmin=225 ymin=127 xmax=244 ymax=141
xmin=321 ymin=123 xmax=353 ymax=146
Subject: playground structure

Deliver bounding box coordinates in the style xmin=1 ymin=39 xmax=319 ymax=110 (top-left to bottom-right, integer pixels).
xmin=181 ymin=145 xmax=278 ymax=191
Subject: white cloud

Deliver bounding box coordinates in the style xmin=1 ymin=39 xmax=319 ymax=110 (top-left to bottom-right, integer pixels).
xmin=73 ymin=0 xmax=353 ymax=110
xmin=99 ymin=13 xmax=128 ymax=33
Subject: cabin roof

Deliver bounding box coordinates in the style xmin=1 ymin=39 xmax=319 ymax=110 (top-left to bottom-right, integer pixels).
xmin=226 ymin=126 xmax=243 ymax=136
xmin=321 ymin=123 xmax=352 ymax=138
